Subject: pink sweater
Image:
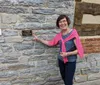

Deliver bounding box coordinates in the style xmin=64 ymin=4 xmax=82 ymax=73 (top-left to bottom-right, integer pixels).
xmin=48 ymin=29 xmax=84 ymax=63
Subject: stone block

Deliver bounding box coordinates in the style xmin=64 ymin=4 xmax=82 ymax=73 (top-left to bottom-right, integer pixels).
xmin=0 ymin=6 xmax=29 ymax=14
xmin=88 ymin=72 xmax=100 ymax=81
xmin=14 ymin=22 xmax=42 ymax=30
xmin=82 ymin=14 xmax=100 ymax=24
xmin=34 ymin=60 xmax=48 ymax=67
xmin=82 ymin=0 xmax=100 ymax=4
xmin=13 ymin=43 xmax=33 ymax=51
xmin=3 ymin=29 xmax=18 ymax=37
xmin=74 ymin=74 xmax=87 ymax=83
xmin=1 ymin=14 xmax=17 ymax=24
xmin=5 ymin=36 xmax=23 ymax=43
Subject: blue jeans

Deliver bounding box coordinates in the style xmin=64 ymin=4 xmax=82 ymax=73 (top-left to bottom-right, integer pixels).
xmin=58 ymin=59 xmax=76 ymax=85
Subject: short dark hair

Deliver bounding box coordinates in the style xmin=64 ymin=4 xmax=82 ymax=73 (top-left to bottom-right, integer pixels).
xmin=56 ymin=15 xmax=71 ymax=28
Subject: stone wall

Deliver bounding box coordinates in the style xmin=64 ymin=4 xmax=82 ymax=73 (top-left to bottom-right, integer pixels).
xmin=74 ymin=0 xmax=100 ymax=53
xmin=74 ymin=0 xmax=100 ymax=36
xmin=74 ymin=0 xmax=100 ymax=85
xmin=0 ymin=0 xmax=74 ymax=85
xmin=0 ymin=0 xmax=100 ymax=85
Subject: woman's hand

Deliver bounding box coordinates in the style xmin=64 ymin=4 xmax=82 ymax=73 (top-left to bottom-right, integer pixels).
xmin=60 ymin=50 xmax=78 ymax=58
xmin=32 ymin=33 xmax=40 ymax=41
xmin=60 ymin=52 xmax=68 ymax=57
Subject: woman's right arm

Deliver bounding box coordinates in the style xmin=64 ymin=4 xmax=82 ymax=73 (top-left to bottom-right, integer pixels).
xmin=33 ymin=33 xmax=49 ymax=45
xmin=36 ymin=38 xmax=49 ymax=45
xmin=33 ymin=33 xmax=59 ymax=46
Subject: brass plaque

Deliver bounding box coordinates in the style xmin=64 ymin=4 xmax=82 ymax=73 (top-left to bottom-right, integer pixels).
xmin=22 ymin=30 xmax=32 ymax=36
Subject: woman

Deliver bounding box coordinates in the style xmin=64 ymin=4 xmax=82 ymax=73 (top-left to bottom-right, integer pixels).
xmin=33 ymin=15 xmax=84 ymax=85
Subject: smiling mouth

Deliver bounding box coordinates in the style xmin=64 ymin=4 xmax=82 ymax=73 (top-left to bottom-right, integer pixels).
xmin=61 ymin=25 xmax=67 ymax=28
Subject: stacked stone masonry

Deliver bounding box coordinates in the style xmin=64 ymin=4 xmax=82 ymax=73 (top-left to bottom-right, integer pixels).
xmin=0 ymin=0 xmax=100 ymax=85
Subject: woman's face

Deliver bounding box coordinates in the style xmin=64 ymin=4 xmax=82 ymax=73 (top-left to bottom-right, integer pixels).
xmin=58 ymin=17 xmax=68 ymax=30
